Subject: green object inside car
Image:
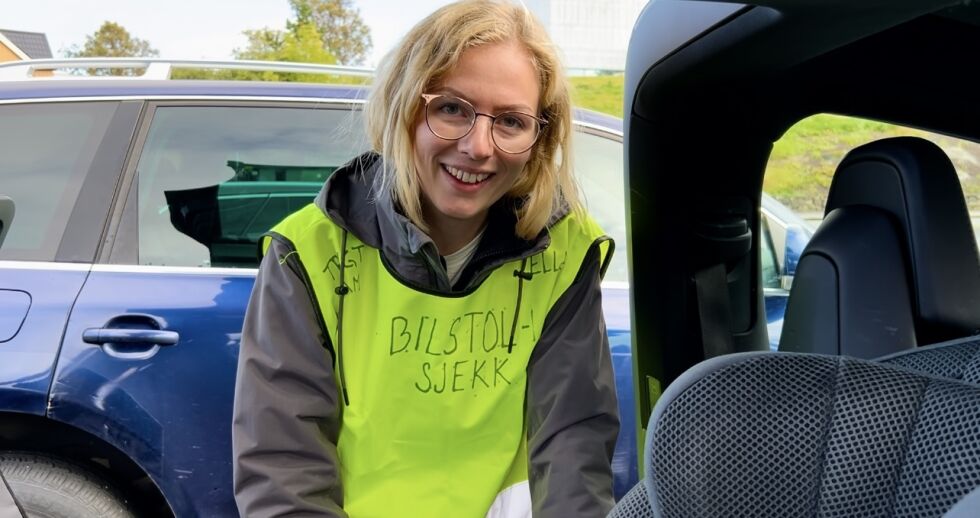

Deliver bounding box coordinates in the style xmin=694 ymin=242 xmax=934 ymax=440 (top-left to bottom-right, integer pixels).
xmin=164 ymin=161 xmax=331 ymax=268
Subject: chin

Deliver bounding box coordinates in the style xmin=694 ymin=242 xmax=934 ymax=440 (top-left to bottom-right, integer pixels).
xmin=436 ymin=202 xmax=484 ymax=221
xmin=442 ymin=209 xmax=482 ymax=221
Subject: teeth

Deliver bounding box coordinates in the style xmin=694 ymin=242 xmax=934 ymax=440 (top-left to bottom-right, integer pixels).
xmin=446 ymin=165 xmax=490 ymax=184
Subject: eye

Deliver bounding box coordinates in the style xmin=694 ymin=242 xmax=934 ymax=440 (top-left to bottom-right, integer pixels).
xmin=499 ymin=114 xmax=527 ymax=130
xmin=437 ymin=100 xmax=467 ymax=117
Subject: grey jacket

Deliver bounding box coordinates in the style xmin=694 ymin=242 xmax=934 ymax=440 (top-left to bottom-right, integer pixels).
xmin=232 ymin=152 xmax=620 ymax=517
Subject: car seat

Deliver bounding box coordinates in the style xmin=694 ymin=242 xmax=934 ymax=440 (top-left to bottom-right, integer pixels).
xmin=779 ymin=136 xmax=980 ymax=358
xmin=607 ymin=352 xmax=980 ymax=517
xmin=877 ymin=335 xmax=980 ymax=383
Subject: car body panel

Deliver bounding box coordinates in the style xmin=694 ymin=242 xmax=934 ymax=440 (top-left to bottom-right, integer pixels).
xmin=51 ymin=268 xmax=249 ymax=517
xmin=601 ymin=284 xmax=638 ymax=497
xmin=0 ymin=265 xmax=89 ymax=415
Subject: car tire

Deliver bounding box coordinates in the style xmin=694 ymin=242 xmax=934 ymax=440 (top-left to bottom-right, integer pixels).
xmin=0 ymin=452 xmax=134 ymax=518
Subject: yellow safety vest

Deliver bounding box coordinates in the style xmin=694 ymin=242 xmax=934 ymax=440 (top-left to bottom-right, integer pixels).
xmin=265 ymin=203 xmax=609 ymax=518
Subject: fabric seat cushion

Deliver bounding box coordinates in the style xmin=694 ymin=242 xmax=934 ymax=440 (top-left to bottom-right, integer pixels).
xmin=877 ymin=336 xmax=980 ymax=384
xmin=637 ymin=353 xmax=980 ymax=517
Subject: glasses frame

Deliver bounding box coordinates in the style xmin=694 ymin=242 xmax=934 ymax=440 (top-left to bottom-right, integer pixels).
xmin=420 ymin=93 xmax=548 ymax=154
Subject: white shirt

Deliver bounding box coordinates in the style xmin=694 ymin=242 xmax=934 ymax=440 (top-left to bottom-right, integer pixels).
xmin=443 ymin=229 xmax=484 ymax=286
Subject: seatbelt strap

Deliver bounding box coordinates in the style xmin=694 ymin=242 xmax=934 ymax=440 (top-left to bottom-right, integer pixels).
xmin=0 ymin=468 xmax=26 ymax=518
xmin=695 ymin=263 xmax=734 ymax=358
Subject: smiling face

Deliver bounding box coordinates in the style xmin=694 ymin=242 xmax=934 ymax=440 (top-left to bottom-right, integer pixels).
xmin=413 ymin=40 xmax=541 ymax=247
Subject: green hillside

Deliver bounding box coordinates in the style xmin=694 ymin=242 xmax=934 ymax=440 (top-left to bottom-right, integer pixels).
xmin=569 ymin=75 xmax=625 ymax=118
xmin=569 ymin=74 xmax=980 ymax=214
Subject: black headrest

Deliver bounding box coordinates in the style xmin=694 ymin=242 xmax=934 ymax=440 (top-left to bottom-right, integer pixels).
xmin=827 ymin=136 xmax=980 ymax=343
xmin=780 ymin=205 xmax=917 ymax=358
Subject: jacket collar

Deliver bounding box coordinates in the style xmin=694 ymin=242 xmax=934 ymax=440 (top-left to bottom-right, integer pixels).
xmin=316 ymin=152 xmax=564 ymax=292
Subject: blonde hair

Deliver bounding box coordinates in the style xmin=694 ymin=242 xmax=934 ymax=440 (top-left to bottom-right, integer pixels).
xmin=364 ymin=0 xmax=581 ymax=240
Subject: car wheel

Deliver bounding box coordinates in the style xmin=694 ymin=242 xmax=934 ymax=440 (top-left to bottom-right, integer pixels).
xmin=0 ymin=452 xmax=134 ymax=518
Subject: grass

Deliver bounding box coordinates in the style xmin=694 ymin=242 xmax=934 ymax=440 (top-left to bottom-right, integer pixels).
xmin=766 ymin=116 xmax=980 ymax=212
xmin=569 ymin=75 xmax=625 ymax=118
xmin=763 ymin=115 xmax=927 ymax=211
xmin=567 ymin=73 xmax=980 ymax=213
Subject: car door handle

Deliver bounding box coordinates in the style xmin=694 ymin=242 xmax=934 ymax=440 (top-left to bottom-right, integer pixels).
xmin=82 ymin=328 xmax=179 ymax=346
xmin=81 ymin=314 xmax=179 ymax=360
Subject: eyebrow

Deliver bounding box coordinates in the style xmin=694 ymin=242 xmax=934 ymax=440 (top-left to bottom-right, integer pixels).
xmin=436 ymin=86 xmax=537 ymax=114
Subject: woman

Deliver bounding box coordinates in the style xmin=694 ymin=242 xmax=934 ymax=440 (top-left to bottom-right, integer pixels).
xmin=232 ymin=1 xmax=619 ymax=516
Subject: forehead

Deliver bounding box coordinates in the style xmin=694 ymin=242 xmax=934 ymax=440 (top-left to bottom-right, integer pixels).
xmin=434 ymin=41 xmax=541 ymax=111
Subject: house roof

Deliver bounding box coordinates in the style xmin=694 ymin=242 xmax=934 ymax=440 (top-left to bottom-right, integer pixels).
xmin=0 ymin=29 xmax=53 ymax=59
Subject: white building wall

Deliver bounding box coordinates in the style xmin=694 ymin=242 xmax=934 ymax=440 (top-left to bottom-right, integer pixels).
xmin=526 ymin=0 xmax=647 ymax=72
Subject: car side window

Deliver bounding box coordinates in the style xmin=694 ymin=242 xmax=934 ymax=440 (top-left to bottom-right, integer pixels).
xmin=572 ymin=129 xmax=627 ymax=283
xmin=763 ymin=114 xmax=980 ymax=302
xmin=759 ymin=217 xmax=780 ymax=289
xmin=132 ymin=104 xmax=367 ymax=268
xmin=0 ymin=102 xmax=118 ymax=261
xmin=765 ymin=114 xmax=980 ymax=236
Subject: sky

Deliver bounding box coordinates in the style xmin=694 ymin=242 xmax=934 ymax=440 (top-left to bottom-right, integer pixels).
xmin=1 ymin=0 xmax=457 ymax=67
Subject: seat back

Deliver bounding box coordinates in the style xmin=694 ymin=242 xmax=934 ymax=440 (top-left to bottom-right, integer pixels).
xmin=608 ymin=352 xmax=980 ymax=517
xmin=780 ymin=136 xmax=980 ymax=357
xmin=779 ymin=205 xmax=917 ymax=357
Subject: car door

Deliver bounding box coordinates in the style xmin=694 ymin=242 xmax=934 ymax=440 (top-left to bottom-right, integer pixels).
xmin=0 ymin=100 xmax=138 ymax=417
xmin=51 ymin=100 xmax=366 ymax=517
xmin=571 ymin=114 xmax=815 ymax=495
xmin=570 ymin=122 xmax=638 ymax=498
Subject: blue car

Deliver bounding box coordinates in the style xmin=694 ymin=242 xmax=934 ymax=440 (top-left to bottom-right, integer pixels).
xmin=0 ymin=58 xmax=809 ymax=517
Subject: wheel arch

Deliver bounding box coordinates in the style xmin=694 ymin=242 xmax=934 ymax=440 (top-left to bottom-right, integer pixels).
xmin=0 ymin=411 xmax=173 ymax=518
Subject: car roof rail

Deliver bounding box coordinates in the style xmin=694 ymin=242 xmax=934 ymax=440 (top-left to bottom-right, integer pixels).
xmin=0 ymin=57 xmax=374 ymax=81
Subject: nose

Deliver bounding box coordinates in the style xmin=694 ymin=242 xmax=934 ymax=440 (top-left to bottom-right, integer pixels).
xmin=459 ymin=115 xmax=494 ymax=160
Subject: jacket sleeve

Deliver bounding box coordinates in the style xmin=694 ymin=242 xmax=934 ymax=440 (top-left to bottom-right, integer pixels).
xmin=526 ymin=243 xmax=620 ymax=518
xmin=233 ymin=238 xmax=346 ymax=518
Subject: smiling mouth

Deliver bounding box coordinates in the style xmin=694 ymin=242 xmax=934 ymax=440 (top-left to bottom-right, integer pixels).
xmin=444 ymin=164 xmax=492 ymax=185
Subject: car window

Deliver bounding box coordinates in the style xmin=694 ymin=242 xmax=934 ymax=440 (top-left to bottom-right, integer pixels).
xmin=764 ymin=114 xmax=980 ymax=234
xmin=573 ymin=129 xmax=628 ymax=283
xmin=0 ymin=102 xmax=118 ymax=261
xmin=133 ymin=104 xmax=366 ymax=268
xmin=759 ymin=217 xmax=780 ymax=289
xmin=131 ymin=104 xmax=630 ymax=273
xmin=763 ymin=114 xmax=980 ymax=342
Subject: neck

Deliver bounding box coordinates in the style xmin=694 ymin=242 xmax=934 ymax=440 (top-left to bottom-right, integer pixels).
xmin=426 ymin=213 xmax=487 ymax=256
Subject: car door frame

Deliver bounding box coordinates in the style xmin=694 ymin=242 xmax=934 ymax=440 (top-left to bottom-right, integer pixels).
xmin=0 ymin=98 xmax=143 ymax=416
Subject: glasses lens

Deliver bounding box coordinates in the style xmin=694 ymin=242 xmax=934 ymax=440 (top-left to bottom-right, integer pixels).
xmin=491 ymin=112 xmax=540 ymax=153
xmin=426 ymin=96 xmax=475 ymax=140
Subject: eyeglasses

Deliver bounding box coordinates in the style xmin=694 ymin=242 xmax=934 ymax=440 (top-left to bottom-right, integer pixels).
xmin=420 ymin=94 xmax=547 ymax=154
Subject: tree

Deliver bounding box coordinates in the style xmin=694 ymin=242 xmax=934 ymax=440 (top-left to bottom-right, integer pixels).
xmin=288 ymin=0 xmax=372 ymax=65
xmin=229 ymin=22 xmax=340 ymax=82
xmin=65 ymin=21 xmax=158 ymax=76
xmin=235 ymin=23 xmax=334 ymax=65
xmin=172 ymin=1 xmax=373 ymax=83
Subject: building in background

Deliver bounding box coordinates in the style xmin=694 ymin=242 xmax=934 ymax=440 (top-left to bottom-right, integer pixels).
xmin=525 ymin=0 xmax=646 ymax=73
xmin=0 ymin=28 xmax=53 ymax=62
